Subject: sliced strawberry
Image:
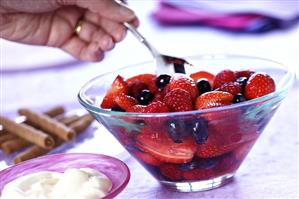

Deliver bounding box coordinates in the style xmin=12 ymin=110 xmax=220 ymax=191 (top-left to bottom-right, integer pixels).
xmin=233 ymin=139 xmax=257 ymax=161
xmin=216 ymin=153 xmax=238 ymax=174
xmin=244 ymin=72 xmax=275 ymax=100
xmin=163 ymin=88 xmax=193 ymax=112
xmin=165 ymin=75 xmax=198 ymax=99
xmin=183 ymin=167 xmax=215 ymax=181
xmin=196 ymin=134 xmax=240 ymax=158
xmin=133 ymin=150 xmax=161 ymax=166
xmin=190 ymin=71 xmax=215 ymax=86
xmin=114 ymin=94 xmax=138 ymax=111
xmin=235 ymin=70 xmax=254 ymax=78
xmin=213 ymin=69 xmax=236 ymax=89
xmin=160 ymin=164 xmax=183 ymax=181
xmin=126 ymin=74 xmax=158 ymax=94
xmin=136 ymin=128 xmax=197 ymax=164
xmin=195 ymin=91 xmax=233 ymax=110
xmin=128 ymin=101 xmax=169 ymax=113
xmin=217 ymin=82 xmax=242 ymax=96
xmin=101 ymin=75 xmax=128 ymax=109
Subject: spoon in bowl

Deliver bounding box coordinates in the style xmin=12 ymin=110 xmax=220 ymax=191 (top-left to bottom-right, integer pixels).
xmin=123 ymin=22 xmax=192 ymax=74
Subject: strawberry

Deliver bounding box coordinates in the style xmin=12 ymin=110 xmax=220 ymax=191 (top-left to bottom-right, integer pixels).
xmin=126 ymin=74 xmax=158 ymax=94
xmin=190 ymin=71 xmax=215 ymax=87
xmin=133 ymin=150 xmax=161 ymax=166
xmin=217 ymin=82 xmax=242 ymax=96
xmin=216 ymin=153 xmax=238 ymax=174
xmin=165 ymin=75 xmax=198 ymax=99
xmin=101 ymin=75 xmax=128 ymax=109
xmin=233 ymin=139 xmax=256 ymax=161
xmin=213 ymin=70 xmax=236 ymax=89
xmin=244 ymin=72 xmax=275 ymax=100
xmin=183 ymin=167 xmax=215 ymax=181
xmin=235 ymin=70 xmax=254 ymax=78
xmin=195 ymin=91 xmax=233 ymax=110
xmin=136 ymin=128 xmax=197 ymax=164
xmin=114 ymin=94 xmax=138 ymax=111
xmin=129 ymin=101 xmax=169 ymax=113
xmin=163 ymin=88 xmax=193 ymax=112
xmin=160 ymin=164 xmax=183 ymax=181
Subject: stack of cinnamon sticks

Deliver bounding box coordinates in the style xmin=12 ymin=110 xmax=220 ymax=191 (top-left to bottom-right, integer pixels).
xmin=0 ymin=106 xmax=94 ymax=164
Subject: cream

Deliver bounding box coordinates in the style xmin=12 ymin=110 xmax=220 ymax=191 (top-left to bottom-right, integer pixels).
xmin=0 ymin=168 xmax=112 ymax=199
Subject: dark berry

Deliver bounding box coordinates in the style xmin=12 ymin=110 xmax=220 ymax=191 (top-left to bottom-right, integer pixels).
xmin=196 ymin=78 xmax=211 ymax=94
xmin=111 ymin=106 xmax=125 ymax=112
xmin=136 ymin=89 xmax=153 ymax=105
xmin=166 ymin=119 xmax=191 ymax=143
xmin=155 ymin=74 xmax=171 ymax=89
xmin=179 ymin=157 xmax=219 ymax=171
xmin=236 ymin=77 xmax=248 ymax=90
xmin=190 ymin=118 xmax=209 ymax=144
xmin=233 ymin=93 xmax=246 ymax=103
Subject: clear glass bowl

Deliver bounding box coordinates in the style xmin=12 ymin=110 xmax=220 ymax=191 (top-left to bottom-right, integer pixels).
xmin=78 ymin=55 xmax=295 ymax=192
xmin=0 ymin=153 xmax=130 ymax=199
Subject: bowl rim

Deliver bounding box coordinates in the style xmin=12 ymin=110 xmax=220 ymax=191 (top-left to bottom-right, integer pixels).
xmin=0 ymin=153 xmax=130 ymax=199
xmin=78 ymin=54 xmax=296 ymax=117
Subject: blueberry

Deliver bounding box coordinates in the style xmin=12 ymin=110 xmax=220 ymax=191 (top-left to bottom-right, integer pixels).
xmin=196 ymin=79 xmax=211 ymax=94
xmin=191 ymin=118 xmax=209 ymax=144
xmin=167 ymin=120 xmax=185 ymax=143
xmin=179 ymin=157 xmax=219 ymax=171
xmin=111 ymin=106 xmax=125 ymax=112
xmin=155 ymin=74 xmax=171 ymax=89
xmin=236 ymin=77 xmax=248 ymax=90
xmin=136 ymin=89 xmax=153 ymax=105
xmin=233 ymin=93 xmax=246 ymax=103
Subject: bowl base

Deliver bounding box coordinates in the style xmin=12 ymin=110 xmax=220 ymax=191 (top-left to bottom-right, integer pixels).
xmin=160 ymin=173 xmax=235 ymax=192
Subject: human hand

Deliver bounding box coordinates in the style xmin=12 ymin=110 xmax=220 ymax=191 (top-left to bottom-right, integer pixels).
xmin=0 ymin=0 xmax=139 ymax=61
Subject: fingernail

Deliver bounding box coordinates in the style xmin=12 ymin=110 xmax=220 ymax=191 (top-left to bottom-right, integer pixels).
xmin=119 ymin=5 xmax=135 ymax=20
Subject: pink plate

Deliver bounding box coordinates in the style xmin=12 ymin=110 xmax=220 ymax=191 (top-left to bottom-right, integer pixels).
xmin=0 ymin=153 xmax=130 ymax=199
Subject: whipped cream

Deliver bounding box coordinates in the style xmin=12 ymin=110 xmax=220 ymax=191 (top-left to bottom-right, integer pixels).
xmin=0 ymin=168 xmax=112 ymax=199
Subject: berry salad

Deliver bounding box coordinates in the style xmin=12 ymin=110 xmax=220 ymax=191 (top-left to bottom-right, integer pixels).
xmin=100 ymin=69 xmax=276 ymax=182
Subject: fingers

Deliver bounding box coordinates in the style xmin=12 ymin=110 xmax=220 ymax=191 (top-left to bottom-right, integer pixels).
xmin=75 ymin=19 xmax=115 ymax=51
xmin=61 ymin=36 xmax=104 ymax=62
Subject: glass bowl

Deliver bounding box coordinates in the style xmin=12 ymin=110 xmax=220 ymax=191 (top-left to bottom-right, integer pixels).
xmin=78 ymin=55 xmax=295 ymax=192
xmin=0 ymin=153 xmax=130 ymax=199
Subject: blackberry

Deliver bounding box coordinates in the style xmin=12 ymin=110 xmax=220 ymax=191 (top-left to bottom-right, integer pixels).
xmin=233 ymin=93 xmax=246 ymax=103
xmin=196 ymin=79 xmax=211 ymax=94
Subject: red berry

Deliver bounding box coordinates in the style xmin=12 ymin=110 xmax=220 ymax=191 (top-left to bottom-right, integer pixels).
xmin=190 ymin=71 xmax=215 ymax=87
xmin=244 ymin=72 xmax=275 ymax=100
xmin=126 ymin=74 xmax=158 ymax=94
xmin=218 ymin=82 xmax=242 ymax=96
xmin=160 ymin=164 xmax=183 ymax=181
xmin=114 ymin=94 xmax=138 ymax=111
xmin=165 ymin=75 xmax=198 ymax=99
xmin=183 ymin=167 xmax=215 ymax=180
xmin=133 ymin=150 xmax=161 ymax=166
xmin=213 ymin=70 xmax=236 ymax=89
xmin=164 ymin=88 xmax=193 ymax=112
xmin=128 ymin=101 xmax=169 ymax=113
xmin=101 ymin=75 xmax=128 ymax=109
xmin=195 ymin=91 xmax=234 ymax=110
xmin=136 ymin=128 xmax=197 ymax=164
xmin=235 ymin=70 xmax=254 ymax=78
xmin=196 ymin=134 xmax=239 ymax=158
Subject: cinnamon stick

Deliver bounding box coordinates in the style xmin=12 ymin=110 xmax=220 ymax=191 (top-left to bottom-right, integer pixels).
xmin=69 ymin=114 xmax=94 ymax=133
xmin=18 ymin=108 xmax=76 ymax=141
xmin=44 ymin=106 xmax=65 ymax=117
xmin=1 ymin=138 xmax=31 ymax=154
xmin=58 ymin=115 xmax=81 ymax=126
xmin=0 ymin=133 xmax=17 ymax=145
xmin=13 ymin=145 xmax=48 ymax=164
xmin=0 ymin=116 xmax=55 ymax=149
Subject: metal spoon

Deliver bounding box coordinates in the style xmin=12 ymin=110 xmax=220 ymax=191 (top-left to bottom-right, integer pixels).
xmin=123 ymin=22 xmax=191 ymax=74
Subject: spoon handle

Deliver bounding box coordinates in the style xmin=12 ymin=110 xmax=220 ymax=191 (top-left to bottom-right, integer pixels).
xmin=123 ymin=22 xmax=160 ymax=57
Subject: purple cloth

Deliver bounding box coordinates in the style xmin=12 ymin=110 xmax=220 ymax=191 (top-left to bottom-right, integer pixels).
xmin=152 ymin=1 xmax=299 ymax=33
